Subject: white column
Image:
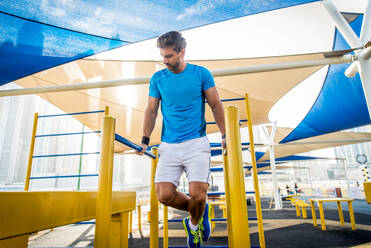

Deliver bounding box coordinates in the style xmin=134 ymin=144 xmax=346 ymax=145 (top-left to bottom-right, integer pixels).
xmin=266 ymin=122 xmax=283 ymax=209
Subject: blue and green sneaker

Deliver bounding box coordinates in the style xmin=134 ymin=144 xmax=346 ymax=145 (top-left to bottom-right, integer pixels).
xmin=183 ymin=216 xmax=201 ymax=248
xmin=199 ymin=202 xmax=212 ymax=241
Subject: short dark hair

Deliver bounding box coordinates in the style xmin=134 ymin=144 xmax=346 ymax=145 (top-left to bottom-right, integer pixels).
xmin=157 ymin=31 xmax=186 ymax=53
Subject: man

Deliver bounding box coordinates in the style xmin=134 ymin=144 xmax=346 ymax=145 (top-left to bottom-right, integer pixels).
xmin=138 ymin=31 xmax=225 ymax=248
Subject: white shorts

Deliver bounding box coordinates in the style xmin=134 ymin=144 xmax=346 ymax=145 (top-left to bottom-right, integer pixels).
xmin=155 ymin=136 xmax=211 ymax=187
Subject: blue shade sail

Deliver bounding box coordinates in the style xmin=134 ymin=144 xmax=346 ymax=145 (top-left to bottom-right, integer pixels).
xmin=0 ymin=11 xmax=125 ymax=86
xmin=280 ymin=15 xmax=370 ymax=143
xmin=0 ymin=0 xmax=317 ymax=86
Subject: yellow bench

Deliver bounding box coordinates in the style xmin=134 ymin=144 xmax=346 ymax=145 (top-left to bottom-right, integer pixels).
xmin=308 ymin=198 xmax=356 ymax=231
xmin=0 ymin=191 xmax=136 ymax=248
xmin=290 ymin=198 xmax=310 ymax=218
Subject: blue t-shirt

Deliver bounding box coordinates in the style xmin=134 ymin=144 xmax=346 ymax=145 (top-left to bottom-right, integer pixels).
xmin=149 ymin=63 xmax=215 ymax=143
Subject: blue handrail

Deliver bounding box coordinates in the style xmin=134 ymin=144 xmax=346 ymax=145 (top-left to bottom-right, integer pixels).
xmin=38 ymin=110 xmax=105 ymax=118
xmin=115 ymin=133 xmax=156 ymax=159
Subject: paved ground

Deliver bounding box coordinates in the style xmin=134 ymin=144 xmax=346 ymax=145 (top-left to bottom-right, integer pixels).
xmin=28 ymin=197 xmax=371 ymax=247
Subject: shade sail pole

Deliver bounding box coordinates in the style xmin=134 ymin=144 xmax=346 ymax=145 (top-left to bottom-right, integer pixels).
xmin=0 ymin=53 xmax=356 ymax=97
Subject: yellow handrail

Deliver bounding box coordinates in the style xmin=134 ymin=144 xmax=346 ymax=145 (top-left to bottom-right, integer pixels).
xmin=24 ymin=113 xmax=38 ymax=191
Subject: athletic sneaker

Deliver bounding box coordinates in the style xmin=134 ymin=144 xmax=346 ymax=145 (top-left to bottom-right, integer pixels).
xmin=183 ymin=216 xmax=201 ymax=248
xmin=199 ymin=203 xmax=212 ymax=241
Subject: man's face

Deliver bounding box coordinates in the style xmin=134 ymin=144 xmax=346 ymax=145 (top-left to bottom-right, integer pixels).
xmin=160 ymin=47 xmax=184 ymax=72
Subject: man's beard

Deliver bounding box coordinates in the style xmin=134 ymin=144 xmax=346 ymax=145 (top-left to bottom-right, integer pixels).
xmin=166 ymin=60 xmax=180 ymax=72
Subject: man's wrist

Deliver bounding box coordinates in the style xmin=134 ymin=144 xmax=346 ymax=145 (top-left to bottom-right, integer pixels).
xmin=141 ymin=136 xmax=150 ymax=145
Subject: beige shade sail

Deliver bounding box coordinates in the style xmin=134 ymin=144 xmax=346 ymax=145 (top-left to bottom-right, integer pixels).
xmin=258 ymin=127 xmax=371 ymax=161
xmin=15 ymin=53 xmax=324 ymax=152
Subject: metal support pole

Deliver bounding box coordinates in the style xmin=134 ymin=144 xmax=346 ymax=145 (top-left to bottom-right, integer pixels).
xmin=267 ymin=122 xmax=283 ymax=210
xmin=245 ymin=94 xmax=266 ymax=248
xmin=224 ymin=106 xmax=250 ymax=247
xmin=24 ymin=113 xmax=38 ymax=191
xmin=95 ymin=115 xmax=116 ymax=248
xmin=342 ymin=160 xmax=351 ymax=197
xmin=105 ymin=106 xmax=109 ymax=116
xmin=77 ymin=125 xmax=84 ymax=191
xmin=163 ymin=205 xmax=168 ymax=248
xmin=150 ymin=147 xmax=159 ymax=248
xmin=0 ymin=54 xmax=355 ymax=97
xmin=222 ymin=150 xmax=234 ymax=247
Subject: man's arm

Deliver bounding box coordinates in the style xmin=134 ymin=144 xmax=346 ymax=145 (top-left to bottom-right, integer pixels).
xmin=138 ymin=96 xmax=160 ymax=155
xmin=204 ymin=86 xmax=226 ymax=148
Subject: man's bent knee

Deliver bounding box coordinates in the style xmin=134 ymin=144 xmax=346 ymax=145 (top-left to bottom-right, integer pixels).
xmin=190 ymin=194 xmax=206 ymax=206
xmin=156 ymin=183 xmax=176 ymax=206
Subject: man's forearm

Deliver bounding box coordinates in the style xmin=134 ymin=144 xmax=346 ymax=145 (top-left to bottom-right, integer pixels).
xmin=212 ymin=102 xmax=225 ymax=136
xmin=143 ymin=108 xmax=157 ymax=138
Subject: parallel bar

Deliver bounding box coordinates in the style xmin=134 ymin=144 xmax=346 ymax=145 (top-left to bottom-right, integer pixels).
xmin=24 ymin=113 xmax=38 ymax=191
xmin=211 ymin=166 xmax=253 ymax=172
xmin=36 ymin=131 xmax=100 ymax=138
xmin=115 ymin=134 xmax=156 ymax=159
xmin=38 ymin=110 xmax=105 ymax=118
xmin=163 ymin=205 xmax=168 ymax=248
xmin=150 ymin=147 xmax=159 ymax=248
xmin=207 ymin=119 xmax=247 ymax=125
xmin=33 ymin=152 xmax=100 ymax=158
xmin=207 ymin=191 xmax=255 ymax=195
xmin=224 ymin=105 xmax=250 ymax=247
xmin=0 ymin=53 xmax=354 ymax=97
xmin=95 ymin=116 xmax=116 ymax=248
xmin=206 ymin=97 xmax=245 ymax=103
xmin=245 ymin=94 xmax=266 ymax=248
xmin=29 ymin=174 xmax=98 ymax=180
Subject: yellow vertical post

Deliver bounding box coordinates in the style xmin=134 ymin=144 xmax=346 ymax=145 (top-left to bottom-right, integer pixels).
xmin=129 ymin=211 xmax=133 ymax=234
xmin=138 ymin=205 xmax=142 ymax=232
xmin=105 ymin=106 xmax=109 ymax=116
xmin=150 ymin=147 xmax=159 ymax=248
xmin=163 ymin=205 xmax=168 ymax=248
xmin=348 ymin=201 xmax=356 ymax=230
xmin=211 ymin=205 xmax=216 ymax=230
xmin=95 ymin=116 xmax=116 ymax=248
xmin=110 ymin=213 xmax=129 ymax=248
xmin=244 ymin=94 xmax=266 ymax=248
xmin=310 ymin=201 xmax=317 ymax=227
xmin=222 ymin=151 xmax=234 ymax=247
xmin=224 ymin=106 xmax=250 ymax=247
xmin=24 ymin=113 xmax=38 ymax=191
xmin=337 ymin=201 xmax=344 ymax=226
xmin=122 ymin=212 xmax=129 ymax=248
xmin=318 ymin=202 xmax=326 ymax=231
xmin=302 ymin=207 xmax=307 ymax=218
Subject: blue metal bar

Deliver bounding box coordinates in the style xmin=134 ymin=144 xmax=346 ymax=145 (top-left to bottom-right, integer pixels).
xmin=205 ymin=97 xmax=245 ymax=103
xmin=38 ymin=110 xmax=105 ymax=118
xmin=211 ymin=165 xmax=253 ymax=172
xmin=207 ymin=191 xmax=255 ymax=196
xmin=75 ymin=221 xmax=96 ymax=224
xmin=115 ymin=133 xmax=156 ymax=159
xmin=169 ymin=246 xmax=229 ymax=248
xmin=36 ymin=131 xmax=101 ymax=138
xmin=33 ymin=152 xmax=100 ymax=158
xmin=29 ymin=174 xmax=98 ymax=179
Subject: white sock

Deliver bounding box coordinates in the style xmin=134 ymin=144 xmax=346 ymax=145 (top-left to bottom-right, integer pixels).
xmin=188 ymin=218 xmax=198 ymax=231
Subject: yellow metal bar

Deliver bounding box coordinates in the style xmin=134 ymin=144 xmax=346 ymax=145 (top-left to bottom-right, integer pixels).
xmin=224 ymin=105 xmax=250 ymax=248
xmin=150 ymin=147 xmax=159 ymax=248
xmin=129 ymin=211 xmax=133 ymax=234
xmin=110 ymin=212 xmax=130 ymax=248
xmin=24 ymin=113 xmax=38 ymax=191
xmin=211 ymin=205 xmax=216 ymax=230
xmin=222 ymin=151 xmax=234 ymax=247
xmin=337 ymin=201 xmax=344 ymax=226
xmin=318 ymin=202 xmax=326 ymax=231
xmin=0 ymin=191 xmax=135 ymax=239
xmin=364 ymin=182 xmax=371 ymax=203
xmin=95 ymin=116 xmax=116 ymax=248
xmin=244 ymin=94 xmax=265 ymax=248
xmin=302 ymin=207 xmax=307 ymax=218
xmin=296 ymin=205 xmax=301 ymax=216
xmin=105 ymin=106 xmax=109 ymax=116
xmin=310 ymin=201 xmax=317 ymax=227
xmin=138 ymin=205 xmax=142 ymax=232
xmin=121 ymin=212 xmax=129 ymax=248
xmin=348 ymin=201 xmax=356 ymax=230
xmin=0 ymin=234 xmax=28 ymax=248
xmin=163 ymin=205 xmax=168 ymax=248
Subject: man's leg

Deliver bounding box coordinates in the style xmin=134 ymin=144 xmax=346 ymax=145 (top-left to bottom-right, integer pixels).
xmin=156 ymin=182 xmax=190 ymax=211
xmin=188 ymin=182 xmax=208 ymax=225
